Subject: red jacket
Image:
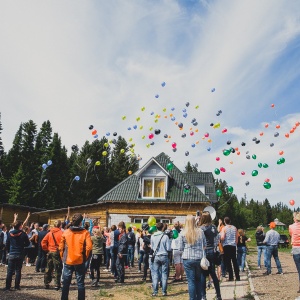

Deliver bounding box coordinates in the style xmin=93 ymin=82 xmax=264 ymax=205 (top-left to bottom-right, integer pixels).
xmin=41 ymin=227 xmax=63 ymax=252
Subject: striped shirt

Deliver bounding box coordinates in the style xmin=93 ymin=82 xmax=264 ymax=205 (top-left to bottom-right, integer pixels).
xmin=263 ymin=229 xmax=280 ymax=246
xmin=178 ymin=228 xmax=206 ymax=260
xmin=221 ymin=225 xmax=238 ymax=246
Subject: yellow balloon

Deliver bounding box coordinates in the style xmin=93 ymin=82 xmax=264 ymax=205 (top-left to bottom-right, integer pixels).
xmin=104 ymin=143 xmax=109 ymax=148
xmin=136 ymin=117 xmax=141 ymax=122
xmin=149 ymin=127 xmax=153 ymax=131
xmin=142 ymin=135 xmax=145 ymax=139
xmin=95 ymin=161 xmax=101 ymax=166
xmin=154 ymin=119 xmax=158 ymax=123
xmin=128 ymin=170 xmax=132 ymax=175
xmin=102 ymin=151 xmax=107 ymax=156
xmin=122 ymin=116 xmax=126 ymax=120
xmin=163 ymin=108 xmax=166 ymax=112
xmin=146 ymin=144 xmax=150 ymax=148
xmin=213 ymin=122 xmax=220 ymax=129
xmin=141 ymin=107 xmax=145 ymax=111
xmin=195 ymin=105 xmax=199 ymax=109
xmin=208 ymin=139 xmax=212 ymax=143
xmin=120 ymin=149 xmax=125 ymax=154
xmin=129 ymin=138 xmax=132 ymax=141
xmin=139 ymin=126 xmax=143 ymax=130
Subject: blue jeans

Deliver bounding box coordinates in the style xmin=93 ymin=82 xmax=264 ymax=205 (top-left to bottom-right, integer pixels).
xmin=61 ymin=263 xmax=85 ymax=300
xmin=257 ymin=245 xmax=267 ymax=267
xmin=139 ymin=250 xmax=145 ymax=271
xmin=152 ymin=255 xmax=169 ymax=295
xmin=293 ymin=253 xmax=300 ymax=281
xmin=127 ymin=245 xmax=135 ymax=267
xmin=110 ymin=247 xmax=118 ymax=276
xmin=237 ymin=246 xmax=247 ymax=271
xmin=266 ymin=245 xmax=282 ymax=273
xmin=206 ymin=249 xmax=221 ymax=298
xmin=183 ymin=259 xmax=206 ymax=300
xmin=105 ymin=247 xmax=111 ymax=269
xmin=6 ymin=254 xmax=23 ymax=289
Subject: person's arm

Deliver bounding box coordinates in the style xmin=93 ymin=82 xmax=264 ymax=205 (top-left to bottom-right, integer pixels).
xmin=13 ymin=213 xmax=18 ymax=223
xmin=89 ymin=219 xmax=93 ymax=235
xmin=220 ymin=227 xmax=225 ymax=241
xmin=235 ymin=228 xmax=239 ymax=245
xmin=23 ymin=212 xmax=31 ymax=226
xmin=59 ymin=232 xmax=66 ymax=259
xmin=23 ymin=232 xmax=30 ymax=248
xmin=65 ymin=206 xmax=70 ymax=222
xmin=6 ymin=233 xmax=10 ymax=253
xmin=85 ymin=232 xmax=93 ymax=260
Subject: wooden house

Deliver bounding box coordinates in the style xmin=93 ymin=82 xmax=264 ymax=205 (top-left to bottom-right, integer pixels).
xmin=0 ymin=203 xmax=47 ymax=226
xmin=32 ymin=152 xmax=216 ymax=226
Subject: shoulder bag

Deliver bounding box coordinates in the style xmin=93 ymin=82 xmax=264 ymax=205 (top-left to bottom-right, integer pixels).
xmin=200 ymin=233 xmax=210 ymax=270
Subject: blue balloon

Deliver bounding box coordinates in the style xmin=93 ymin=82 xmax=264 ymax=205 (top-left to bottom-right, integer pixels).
xmin=94 ymin=134 xmax=98 ymax=138
xmin=75 ymin=176 xmax=80 ymax=181
xmin=182 ymin=109 xmax=187 ymax=113
xmin=171 ymin=107 xmax=175 ymax=111
xmin=106 ymin=132 xmax=110 ymax=136
xmin=133 ymin=125 xmax=137 ymax=129
xmin=191 ymin=144 xmax=195 ymax=148
xmin=128 ymin=127 xmax=132 ymax=130
xmin=183 ymin=113 xmax=188 ymax=118
xmin=42 ymin=163 xmax=47 ymax=170
xmin=161 ymin=82 xmax=166 ymax=87
xmin=155 ymin=94 xmax=159 ymax=98
xmin=211 ymin=88 xmax=215 ymax=92
xmin=171 ymin=117 xmax=175 ymax=121
xmin=47 ymin=160 xmax=52 ymax=166
xmin=207 ymin=147 xmax=211 ymax=151
xmin=150 ymin=111 xmax=154 ymax=115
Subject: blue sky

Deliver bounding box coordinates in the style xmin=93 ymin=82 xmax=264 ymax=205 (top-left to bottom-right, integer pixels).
xmin=0 ymin=0 xmax=300 ymax=206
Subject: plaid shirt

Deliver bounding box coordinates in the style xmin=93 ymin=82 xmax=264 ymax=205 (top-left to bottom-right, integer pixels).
xmin=178 ymin=228 xmax=206 ymax=260
xmin=263 ymin=229 xmax=280 ymax=246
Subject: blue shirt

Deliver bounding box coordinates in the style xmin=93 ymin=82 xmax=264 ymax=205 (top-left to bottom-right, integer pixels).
xmin=263 ymin=229 xmax=280 ymax=246
xmin=151 ymin=231 xmax=170 ymax=256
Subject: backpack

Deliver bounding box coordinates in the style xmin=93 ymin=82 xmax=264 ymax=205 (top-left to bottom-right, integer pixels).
xmin=127 ymin=231 xmax=136 ymax=246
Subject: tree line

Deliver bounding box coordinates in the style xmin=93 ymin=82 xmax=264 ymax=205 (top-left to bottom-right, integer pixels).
xmin=0 ymin=115 xmax=139 ymax=209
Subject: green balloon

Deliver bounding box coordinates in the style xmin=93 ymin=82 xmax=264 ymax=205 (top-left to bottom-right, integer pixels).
xmin=148 ymin=225 xmax=157 ymax=234
xmin=214 ymin=168 xmax=220 ymax=175
xmin=172 ymin=229 xmax=179 ymax=239
xmin=252 ymin=154 xmax=257 ymax=159
xmin=263 ymin=182 xmax=271 ymax=189
xmin=227 ymin=186 xmax=234 ymax=193
xmin=216 ymin=189 xmax=222 ymax=197
xmin=277 ymin=159 xmax=282 ymax=165
xmin=252 ymin=170 xmax=258 ymax=176
xmin=223 ymin=149 xmax=231 ymax=156
xmin=263 ymin=163 xmax=269 ymax=168
xmin=280 ymin=157 xmax=285 ymax=164
xmin=166 ymin=162 xmax=174 ymax=171
xmin=184 ymin=188 xmax=190 ymax=194
xmin=258 ymin=163 xmax=262 ymax=168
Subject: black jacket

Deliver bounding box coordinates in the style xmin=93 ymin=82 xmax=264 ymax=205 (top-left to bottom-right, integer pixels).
xmin=255 ymin=231 xmax=265 ymax=246
xmin=127 ymin=231 xmax=136 ymax=246
xmin=6 ymin=229 xmax=30 ymax=255
xmin=118 ymin=232 xmax=128 ymax=255
xmin=37 ymin=230 xmax=49 ymax=250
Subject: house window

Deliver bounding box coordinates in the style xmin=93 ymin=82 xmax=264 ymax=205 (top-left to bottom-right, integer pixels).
xmin=160 ymin=219 xmax=170 ymax=224
xmin=142 ymin=178 xmax=165 ymax=198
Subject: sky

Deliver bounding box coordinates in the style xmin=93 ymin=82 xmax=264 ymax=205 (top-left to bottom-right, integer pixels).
xmin=1 ymin=0 xmax=300 ymax=207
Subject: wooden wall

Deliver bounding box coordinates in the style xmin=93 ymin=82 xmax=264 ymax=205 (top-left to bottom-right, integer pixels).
xmin=42 ymin=202 xmax=208 ymax=228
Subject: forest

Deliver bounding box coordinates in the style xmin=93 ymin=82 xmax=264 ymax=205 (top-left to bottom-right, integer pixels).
xmin=0 ymin=114 xmax=297 ymax=227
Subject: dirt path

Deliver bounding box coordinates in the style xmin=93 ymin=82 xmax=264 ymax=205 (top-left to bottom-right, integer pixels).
xmin=247 ymin=249 xmax=299 ymax=300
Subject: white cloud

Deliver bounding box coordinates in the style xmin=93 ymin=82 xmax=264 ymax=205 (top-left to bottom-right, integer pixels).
xmin=0 ymin=0 xmax=300 ymax=206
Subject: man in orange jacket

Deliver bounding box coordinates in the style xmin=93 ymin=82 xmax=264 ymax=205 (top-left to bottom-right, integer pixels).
xmin=42 ymin=220 xmax=63 ymax=290
xmin=59 ymin=213 xmax=92 ymax=300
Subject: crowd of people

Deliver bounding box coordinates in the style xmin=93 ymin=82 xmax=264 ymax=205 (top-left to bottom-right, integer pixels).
xmin=1 ymin=210 xmax=300 ymax=299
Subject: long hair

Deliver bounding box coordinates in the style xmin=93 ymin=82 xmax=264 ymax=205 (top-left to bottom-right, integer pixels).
xmin=184 ymin=215 xmax=201 ymax=245
xmin=199 ymin=212 xmax=212 ymax=226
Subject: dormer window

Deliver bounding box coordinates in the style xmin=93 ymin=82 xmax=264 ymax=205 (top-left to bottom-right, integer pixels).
xmin=142 ymin=177 xmax=165 ymax=198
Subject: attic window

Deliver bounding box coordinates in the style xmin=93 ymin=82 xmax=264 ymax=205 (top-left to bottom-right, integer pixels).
xmin=151 ymin=169 xmax=157 ymax=174
xmin=142 ymin=177 xmax=165 ymax=199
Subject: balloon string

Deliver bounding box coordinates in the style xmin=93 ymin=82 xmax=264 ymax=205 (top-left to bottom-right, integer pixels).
xmin=93 ymin=165 xmax=99 ymax=181
xmin=217 ymin=194 xmax=233 ymax=209
xmin=0 ymin=168 xmax=3 ymax=177
xmin=39 ymin=170 xmax=45 ymax=187
xmin=34 ymin=181 xmax=48 ymax=194
xmin=69 ymin=178 xmax=75 ymax=191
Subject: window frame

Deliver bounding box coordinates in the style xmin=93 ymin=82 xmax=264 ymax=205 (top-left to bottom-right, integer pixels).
xmin=141 ymin=177 xmax=166 ymax=199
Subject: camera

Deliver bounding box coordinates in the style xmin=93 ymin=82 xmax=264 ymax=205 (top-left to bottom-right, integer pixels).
xmin=163 ymin=229 xmax=174 ymax=239
xmin=142 ymin=223 xmax=149 ymax=231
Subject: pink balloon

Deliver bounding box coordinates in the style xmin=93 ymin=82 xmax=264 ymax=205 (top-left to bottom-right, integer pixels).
xmin=149 ymin=133 xmax=154 ymax=139
xmin=190 ymin=132 xmax=194 ymax=136
xmin=216 ymin=157 xmax=220 ymax=161
xmin=222 ymin=128 xmax=227 ymax=133
xmin=171 ymin=142 xmax=177 ymax=149
xmin=204 ymin=132 xmax=209 ymax=138
xmin=220 ymin=167 xmax=226 ymax=172
xmin=241 ymin=171 xmax=245 ymax=175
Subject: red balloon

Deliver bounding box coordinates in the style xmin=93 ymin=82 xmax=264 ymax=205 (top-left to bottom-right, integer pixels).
xmin=216 ymin=157 xmax=220 ymax=161
xmin=289 ymin=199 xmax=295 ymax=206
xmin=265 ymin=178 xmax=270 ymax=182
xmin=288 ymin=176 xmax=293 ymax=182
xmin=171 ymin=142 xmax=177 ymax=149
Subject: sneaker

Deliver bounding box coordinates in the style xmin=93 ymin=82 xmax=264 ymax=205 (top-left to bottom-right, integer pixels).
xmin=263 ymin=271 xmax=271 ymax=275
xmin=162 ymin=293 xmax=167 ymax=296
xmin=151 ymin=293 xmax=158 ymax=297
xmin=276 ymin=272 xmax=284 ymax=275
xmin=138 ymin=270 xmax=141 ymax=273
xmin=15 ymin=286 xmax=21 ymax=291
xmin=26 ymin=263 xmax=31 ymax=267
xmin=103 ymin=269 xmax=109 ymax=272
xmin=54 ymin=286 xmax=60 ymax=291
xmin=2 ymin=287 xmax=11 ymax=291
xmin=257 ymin=266 xmax=261 ymax=269
xmin=91 ymin=279 xmax=97 ymax=287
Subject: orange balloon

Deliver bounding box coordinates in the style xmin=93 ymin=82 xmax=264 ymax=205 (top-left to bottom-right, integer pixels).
xmin=170 ymin=113 xmax=173 ymax=117
xmin=235 ymin=147 xmax=239 ymax=151
xmin=190 ymin=127 xmax=193 ymax=131
xmin=164 ymin=115 xmax=168 ymax=118
xmin=195 ymin=129 xmax=199 ymax=132
xmin=285 ymin=133 xmax=290 ymax=138
xmin=128 ymin=170 xmax=132 ymax=175
xmin=260 ymin=132 xmax=264 ymax=136
xmin=207 ymin=139 xmax=212 ymax=143
xmin=179 ymin=127 xmax=183 ymax=130
xmin=290 ymin=128 xmax=294 ymax=133
xmin=296 ymin=121 xmax=300 ymax=127
xmin=265 ymin=178 xmax=270 ymax=182
xmin=288 ymin=176 xmax=293 ymax=182
xmin=279 ymin=150 xmax=284 ymax=155
xmin=237 ymin=151 xmax=240 ymax=155
xmin=289 ymin=199 xmax=295 ymax=206
xmin=175 ymin=122 xmax=178 ymax=125
xmin=271 ymin=104 xmax=275 ymax=108
xmin=92 ymin=129 xmax=97 ymax=135
xmin=265 ymin=123 xmax=269 ymax=128
xmin=276 ymin=124 xmax=280 ymax=129
xmin=196 ymin=141 xmax=199 ymax=144
xmin=168 ymin=135 xmax=171 ymax=138
xmin=230 ymin=161 xmax=233 ymax=164
xmin=166 ymin=140 xmax=169 ymax=143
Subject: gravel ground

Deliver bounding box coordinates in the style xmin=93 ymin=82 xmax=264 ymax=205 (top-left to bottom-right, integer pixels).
xmin=247 ymin=249 xmax=300 ymax=300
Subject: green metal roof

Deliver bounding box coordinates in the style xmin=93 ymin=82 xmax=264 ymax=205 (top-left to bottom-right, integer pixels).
xmin=98 ymin=152 xmax=216 ymax=203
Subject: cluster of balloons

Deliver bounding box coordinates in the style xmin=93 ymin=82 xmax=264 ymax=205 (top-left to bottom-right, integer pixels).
xmin=42 ymin=160 xmax=52 ymax=170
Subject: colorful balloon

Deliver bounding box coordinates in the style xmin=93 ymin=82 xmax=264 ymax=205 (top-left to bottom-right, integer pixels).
xmin=252 ymin=170 xmax=258 ymax=176
xmin=288 ymin=176 xmax=293 ymax=182
xmin=166 ymin=162 xmax=174 ymax=171
xmin=227 ymin=186 xmax=234 ymax=193
xmin=214 ymin=168 xmax=220 ymax=175
xmin=289 ymin=199 xmax=295 ymax=206
xmin=216 ymin=189 xmax=222 ymax=197
xmin=47 ymin=160 xmax=52 ymax=166
xmin=148 ymin=217 xmax=156 ymax=227
xmin=263 ymin=182 xmax=271 ymax=189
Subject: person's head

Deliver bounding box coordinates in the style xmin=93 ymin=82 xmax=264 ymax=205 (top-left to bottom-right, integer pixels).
xmin=224 ymin=217 xmax=231 ymax=225
xmin=23 ymin=226 xmax=30 ymax=233
xmin=184 ymin=215 xmax=200 ymax=245
xmin=93 ymin=228 xmax=102 ymax=237
xmin=162 ymin=223 xmax=168 ymax=232
xmin=156 ymin=222 xmax=164 ymax=231
xmin=256 ymin=226 xmax=263 ymax=232
xmin=13 ymin=220 xmax=23 ymax=230
xmin=84 ymin=222 xmax=90 ymax=230
xmin=294 ymin=212 xmax=300 ymax=223
xmin=118 ymin=221 xmax=126 ymax=232
xmin=174 ymin=221 xmax=180 ymax=230
xmin=72 ymin=213 xmax=83 ymax=227
xmin=199 ymin=212 xmax=212 ymax=226
xmin=238 ymin=229 xmax=245 ymax=236
xmin=269 ymin=222 xmax=276 ymax=229
xmin=128 ymin=226 xmax=132 ymax=232
xmin=111 ymin=225 xmax=116 ymax=231
xmin=54 ymin=220 xmax=62 ymax=228
xmin=34 ymin=223 xmax=39 ymax=229
xmin=43 ymin=224 xmax=49 ymax=231
xmin=137 ymin=228 xmax=141 ymax=233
